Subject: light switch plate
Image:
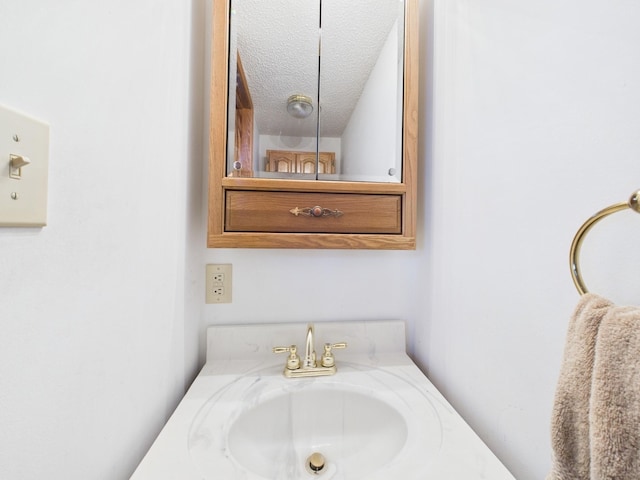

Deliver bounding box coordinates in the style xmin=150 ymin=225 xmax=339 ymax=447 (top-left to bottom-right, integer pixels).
xmin=0 ymin=104 xmax=49 ymax=227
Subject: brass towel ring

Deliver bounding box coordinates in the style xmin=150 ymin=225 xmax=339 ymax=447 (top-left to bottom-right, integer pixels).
xmin=570 ymin=189 xmax=640 ymax=295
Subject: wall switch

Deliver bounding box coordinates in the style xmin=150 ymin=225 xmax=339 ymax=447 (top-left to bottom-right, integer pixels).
xmin=0 ymin=104 xmax=49 ymax=227
xmin=206 ymin=264 xmax=232 ymax=304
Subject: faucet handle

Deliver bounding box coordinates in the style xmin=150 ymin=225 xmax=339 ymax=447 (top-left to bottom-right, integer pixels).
xmin=273 ymin=345 xmax=300 ymax=370
xmin=320 ymin=342 xmax=348 ymax=368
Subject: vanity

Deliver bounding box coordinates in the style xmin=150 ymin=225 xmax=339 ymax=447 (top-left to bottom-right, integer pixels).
xmin=131 ymin=321 xmax=516 ymax=479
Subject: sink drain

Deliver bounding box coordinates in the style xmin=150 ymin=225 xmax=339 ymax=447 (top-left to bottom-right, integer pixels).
xmin=306 ymin=452 xmax=326 ymax=475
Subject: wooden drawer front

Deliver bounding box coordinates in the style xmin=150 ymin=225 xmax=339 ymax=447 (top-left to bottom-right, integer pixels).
xmin=225 ymin=191 xmax=401 ymax=234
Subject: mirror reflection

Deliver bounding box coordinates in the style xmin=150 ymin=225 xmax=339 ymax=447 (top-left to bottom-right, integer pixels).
xmin=226 ymin=0 xmax=405 ymax=183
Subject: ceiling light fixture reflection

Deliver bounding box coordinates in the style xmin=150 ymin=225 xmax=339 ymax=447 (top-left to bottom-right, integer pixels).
xmin=286 ymin=94 xmax=314 ymax=119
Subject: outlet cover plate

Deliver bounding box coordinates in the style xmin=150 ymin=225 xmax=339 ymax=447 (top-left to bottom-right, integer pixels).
xmin=206 ymin=264 xmax=232 ymax=304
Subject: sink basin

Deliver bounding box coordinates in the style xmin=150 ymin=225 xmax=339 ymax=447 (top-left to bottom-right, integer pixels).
xmin=228 ymin=384 xmax=407 ymax=478
xmin=188 ymin=365 xmax=443 ymax=480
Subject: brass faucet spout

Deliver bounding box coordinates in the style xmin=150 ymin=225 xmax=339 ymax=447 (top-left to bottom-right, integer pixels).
xmin=303 ymin=324 xmax=316 ymax=368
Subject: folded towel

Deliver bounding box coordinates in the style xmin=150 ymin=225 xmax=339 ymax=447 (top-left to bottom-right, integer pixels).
xmin=548 ymin=293 xmax=612 ymax=480
xmin=590 ymin=301 xmax=640 ymax=478
xmin=548 ymin=293 xmax=640 ymax=480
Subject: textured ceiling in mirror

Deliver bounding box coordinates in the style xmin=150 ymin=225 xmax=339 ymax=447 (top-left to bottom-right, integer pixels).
xmin=233 ymin=0 xmax=402 ymax=137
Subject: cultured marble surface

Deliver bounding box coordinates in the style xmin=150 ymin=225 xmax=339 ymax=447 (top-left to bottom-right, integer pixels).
xmin=131 ymin=321 xmax=516 ymax=480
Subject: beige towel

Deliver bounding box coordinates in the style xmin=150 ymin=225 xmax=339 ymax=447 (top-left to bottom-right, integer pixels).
xmin=590 ymin=301 xmax=640 ymax=478
xmin=548 ymin=293 xmax=640 ymax=480
xmin=548 ymin=293 xmax=612 ymax=480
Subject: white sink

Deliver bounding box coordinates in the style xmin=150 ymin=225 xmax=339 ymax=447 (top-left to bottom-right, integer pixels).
xmin=188 ymin=366 xmax=443 ymax=480
xmin=227 ymin=383 xmax=408 ymax=478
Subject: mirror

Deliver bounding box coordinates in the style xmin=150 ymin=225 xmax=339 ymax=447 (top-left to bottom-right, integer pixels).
xmin=226 ymin=0 xmax=405 ymax=183
xmin=208 ymin=0 xmax=417 ymax=250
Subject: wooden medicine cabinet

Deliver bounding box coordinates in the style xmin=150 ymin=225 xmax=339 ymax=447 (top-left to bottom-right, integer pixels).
xmin=208 ymin=0 xmax=418 ymax=249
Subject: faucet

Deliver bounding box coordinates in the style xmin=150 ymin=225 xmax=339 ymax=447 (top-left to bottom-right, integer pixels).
xmin=273 ymin=323 xmax=347 ymax=378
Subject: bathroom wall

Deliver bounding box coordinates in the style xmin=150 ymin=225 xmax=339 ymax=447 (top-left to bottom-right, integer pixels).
xmin=0 ymin=1 xmax=198 ymax=479
xmin=416 ymin=0 xmax=640 ymax=478
xmin=341 ymin=20 xmax=400 ymax=178
xmin=1 ymin=1 xmax=639 ymax=480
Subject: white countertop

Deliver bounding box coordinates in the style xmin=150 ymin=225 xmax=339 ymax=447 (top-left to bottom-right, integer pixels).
xmin=131 ymin=321 xmax=515 ymax=480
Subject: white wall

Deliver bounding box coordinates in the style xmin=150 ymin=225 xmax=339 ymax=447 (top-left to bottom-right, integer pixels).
xmin=415 ymin=1 xmax=640 ymax=478
xmin=341 ymin=20 xmax=400 ymax=180
xmin=0 ymin=1 xmax=200 ymax=478
xmin=2 ymin=1 xmax=640 ymax=480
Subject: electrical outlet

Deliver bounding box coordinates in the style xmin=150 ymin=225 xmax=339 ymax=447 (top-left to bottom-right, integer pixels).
xmin=206 ymin=264 xmax=232 ymax=303
xmin=212 ymin=273 xmax=224 ymax=283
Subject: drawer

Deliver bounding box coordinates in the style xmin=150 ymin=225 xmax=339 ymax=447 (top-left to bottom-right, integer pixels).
xmin=225 ymin=190 xmax=402 ymax=234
